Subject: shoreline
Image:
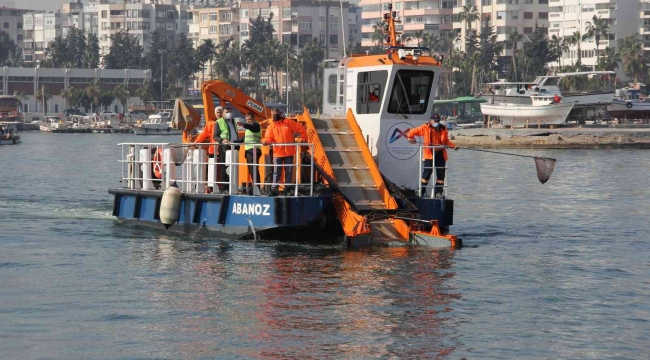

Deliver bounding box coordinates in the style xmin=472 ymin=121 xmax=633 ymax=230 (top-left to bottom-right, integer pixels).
xmin=450 ymin=126 xmax=650 ymax=149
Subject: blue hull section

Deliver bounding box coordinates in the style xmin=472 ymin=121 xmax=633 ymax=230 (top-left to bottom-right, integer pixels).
xmin=109 ymin=189 xmax=339 ymax=240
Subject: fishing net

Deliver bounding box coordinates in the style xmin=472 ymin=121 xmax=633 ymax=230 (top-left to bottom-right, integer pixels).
xmin=170 ymin=144 xmax=190 ymax=166
xmin=534 ymin=157 xmax=556 ymax=184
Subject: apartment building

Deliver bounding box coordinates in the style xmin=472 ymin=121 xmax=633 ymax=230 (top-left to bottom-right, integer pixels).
xmin=349 ymin=4 xmax=362 ymax=44
xmin=548 ymin=0 xmax=638 ymax=75
xmin=61 ymin=0 xmax=98 ymax=38
xmin=360 ymin=0 xmax=454 ymax=47
xmin=452 ymin=0 xmax=549 ymax=55
xmin=23 ymin=12 xmax=63 ymax=62
xmin=639 ymin=1 xmax=650 ymax=50
xmin=188 ymin=5 xmax=239 ymax=49
xmin=0 ymin=6 xmax=29 ymax=45
xmin=95 ymin=0 xmax=192 ymax=57
xmin=239 ymin=0 xmax=349 ymax=59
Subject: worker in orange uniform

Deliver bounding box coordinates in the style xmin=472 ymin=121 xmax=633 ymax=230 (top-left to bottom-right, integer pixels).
xmin=407 ymin=114 xmax=459 ymax=198
xmin=262 ymin=108 xmax=308 ymax=196
xmin=193 ymin=106 xmax=223 ymax=193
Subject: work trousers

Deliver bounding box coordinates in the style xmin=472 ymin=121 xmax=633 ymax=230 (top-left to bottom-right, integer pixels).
xmin=273 ymin=155 xmax=294 ymax=187
xmin=217 ymin=146 xmax=229 ymax=190
xmin=245 ymin=148 xmax=262 ymax=184
xmin=422 ymin=151 xmax=446 ymax=183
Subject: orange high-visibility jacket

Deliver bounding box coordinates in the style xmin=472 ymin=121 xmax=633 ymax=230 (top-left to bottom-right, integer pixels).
xmin=406 ymin=124 xmax=456 ymax=161
xmin=263 ymin=118 xmax=308 ymax=157
xmin=195 ymin=120 xmax=216 ymax=155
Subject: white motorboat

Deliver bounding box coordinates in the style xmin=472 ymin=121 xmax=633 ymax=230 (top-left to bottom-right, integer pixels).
xmin=133 ymin=111 xmax=182 ymax=135
xmin=480 ymin=101 xmax=576 ymax=127
xmin=0 ymin=122 xmax=21 ymax=145
xmin=40 ymin=117 xmax=69 ymax=132
xmin=481 ymin=71 xmax=615 ymax=107
xmin=607 ymin=88 xmax=650 ymax=119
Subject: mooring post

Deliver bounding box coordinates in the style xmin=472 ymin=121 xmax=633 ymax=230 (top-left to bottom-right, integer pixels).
xmin=526 ymin=118 xmax=529 ymax=129
xmin=538 ymin=118 xmax=541 ymax=129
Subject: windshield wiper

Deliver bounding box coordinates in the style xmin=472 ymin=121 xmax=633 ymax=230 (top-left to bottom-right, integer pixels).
xmin=395 ymin=73 xmax=412 ymax=119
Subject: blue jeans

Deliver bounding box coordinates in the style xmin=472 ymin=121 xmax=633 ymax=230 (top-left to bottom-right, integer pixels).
xmin=273 ymin=156 xmax=294 ymax=186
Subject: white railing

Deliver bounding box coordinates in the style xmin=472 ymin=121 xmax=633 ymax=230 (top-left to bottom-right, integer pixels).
xmin=418 ymin=145 xmax=450 ymax=199
xmin=118 ymin=142 xmax=315 ymax=197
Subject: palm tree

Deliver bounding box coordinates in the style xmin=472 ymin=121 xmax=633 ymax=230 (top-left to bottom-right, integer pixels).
xmin=571 ymin=31 xmax=582 ymax=65
xmin=505 ymin=29 xmax=524 ymax=81
xmin=583 ymin=15 xmax=610 ymax=68
xmin=458 ymin=5 xmax=480 ymax=34
xmin=411 ymin=30 xmax=425 ymax=46
xmin=35 ymin=85 xmax=52 ymax=115
xmin=113 ymin=84 xmax=130 ymax=114
xmin=549 ymin=35 xmax=568 ymax=68
xmin=371 ymin=21 xmax=385 ymax=47
xmin=60 ymin=87 xmax=75 ymax=110
xmin=85 ymin=79 xmax=103 ymax=114
xmin=13 ymin=90 xmax=28 ymax=111
xmin=618 ymin=35 xmax=648 ymax=83
xmin=197 ymin=39 xmax=216 ymax=83
xmin=598 ymin=46 xmax=620 ymax=71
xmin=136 ymin=79 xmax=154 ymax=105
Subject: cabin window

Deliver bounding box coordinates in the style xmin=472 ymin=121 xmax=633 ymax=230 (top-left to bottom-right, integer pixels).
xmin=357 ymin=70 xmax=388 ymax=114
xmin=387 ymin=70 xmax=434 ymax=115
xmin=327 ymin=74 xmax=337 ymax=104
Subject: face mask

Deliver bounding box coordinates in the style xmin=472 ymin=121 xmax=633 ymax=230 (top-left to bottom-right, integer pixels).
xmin=273 ymin=114 xmax=281 ymax=121
xmin=433 ymin=122 xmax=440 ymax=128
xmin=225 ymin=113 xmax=232 ymax=120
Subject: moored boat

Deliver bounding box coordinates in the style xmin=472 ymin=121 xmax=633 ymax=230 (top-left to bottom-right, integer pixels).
xmin=0 ymin=122 xmax=21 ymax=145
xmin=133 ymin=111 xmax=182 ymax=135
xmin=607 ymin=88 xmax=650 ymax=119
xmin=480 ymin=101 xmax=576 ymax=127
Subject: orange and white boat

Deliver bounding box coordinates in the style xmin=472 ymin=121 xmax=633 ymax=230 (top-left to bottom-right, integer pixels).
xmin=109 ymin=5 xmax=459 ymax=249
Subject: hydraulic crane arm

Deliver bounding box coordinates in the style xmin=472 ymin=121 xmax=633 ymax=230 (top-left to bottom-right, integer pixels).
xmin=200 ymin=80 xmax=273 ymax=125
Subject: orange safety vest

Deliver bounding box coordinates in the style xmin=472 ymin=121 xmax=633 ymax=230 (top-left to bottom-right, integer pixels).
xmin=406 ymin=124 xmax=456 ymax=161
xmin=194 ymin=120 xmax=215 ymax=155
xmin=263 ymin=118 xmax=308 ymax=157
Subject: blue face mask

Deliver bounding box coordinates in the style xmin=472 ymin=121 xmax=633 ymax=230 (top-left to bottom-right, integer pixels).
xmin=433 ymin=122 xmax=440 ymax=128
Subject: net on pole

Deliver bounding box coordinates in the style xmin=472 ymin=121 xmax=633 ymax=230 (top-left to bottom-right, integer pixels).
xmin=170 ymin=144 xmax=190 ymax=166
xmin=534 ymin=157 xmax=556 ymax=184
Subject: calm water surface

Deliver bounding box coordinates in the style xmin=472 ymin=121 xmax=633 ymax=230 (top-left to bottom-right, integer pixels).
xmin=1 ymin=132 xmax=649 ymax=359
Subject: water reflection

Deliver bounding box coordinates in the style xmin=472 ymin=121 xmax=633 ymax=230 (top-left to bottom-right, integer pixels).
xmin=127 ymin=234 xmax=461 ymax=358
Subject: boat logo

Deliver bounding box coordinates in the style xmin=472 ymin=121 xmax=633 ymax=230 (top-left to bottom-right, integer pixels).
xmin=385 ymin=122 xmax=419 ymax=160
xmin=232 ymin=202 xmax=271 ymax=216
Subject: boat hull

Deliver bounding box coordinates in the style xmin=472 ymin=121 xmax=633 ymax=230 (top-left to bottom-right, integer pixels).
xmin=481 ymin=92 xmax=614 ymax=107
xmin=132 ymin=128 xmax=183 ymax=135
xmin=480 ymin=102 xmax=575 ymax=126
xmin=0 ymin=137 xmax=20 ymax=145
xmin=607 ymin=99 xmax=650 ymax=119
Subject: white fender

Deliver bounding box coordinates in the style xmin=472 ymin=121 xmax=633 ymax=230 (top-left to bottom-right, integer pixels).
xmin=225 ymin=149 xmax=239 ymax=192
xmin=159 ymin=182 xmax=182 ymax=229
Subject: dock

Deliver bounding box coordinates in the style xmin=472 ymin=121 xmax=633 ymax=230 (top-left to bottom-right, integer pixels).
xmin=451 ymin=125 xmax=650 ymax=149
xmin=45 ymin=128 xmax=134 ymax=134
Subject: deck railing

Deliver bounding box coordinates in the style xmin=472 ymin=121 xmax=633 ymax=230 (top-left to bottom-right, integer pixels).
xmin=118 ymin=142 xmax=315 ymax=197
xmin=418 ymin=145 xmax=451 ymax=198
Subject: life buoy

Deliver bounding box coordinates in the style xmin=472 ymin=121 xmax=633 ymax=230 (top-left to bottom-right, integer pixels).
xmin=166 ymin=127 xmax=171 ymax=133
xmin=153 ymin=148 xmax=163 ymax=179
xmin=626 ymin=102 xmax=633 ymax=108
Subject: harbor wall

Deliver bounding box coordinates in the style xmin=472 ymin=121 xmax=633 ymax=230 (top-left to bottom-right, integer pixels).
xmin=450 ymin=126 xmax=650 ymax=149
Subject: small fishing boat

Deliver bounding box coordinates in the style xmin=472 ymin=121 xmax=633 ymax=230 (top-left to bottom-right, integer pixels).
xmin=132 ymin=111 xmax=182 ymax=135
xmin=480 ymin=100 xmax=576 ymax=127
xmin=607 ymin=88 xmax=650 ymax=119
xmin=0 ymin=122 xmax=21 ymax=145
xmin=40 ymin=117 xmax=70 ymax=132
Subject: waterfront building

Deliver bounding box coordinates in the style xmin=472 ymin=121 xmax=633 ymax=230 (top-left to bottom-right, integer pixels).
xmin=22 ymin=12 xmax=63 ymax=63
xmin=0 ymin=66 xmax=150 ymax=114
xmin=639 ymin=1 xmax=650 ymax=50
